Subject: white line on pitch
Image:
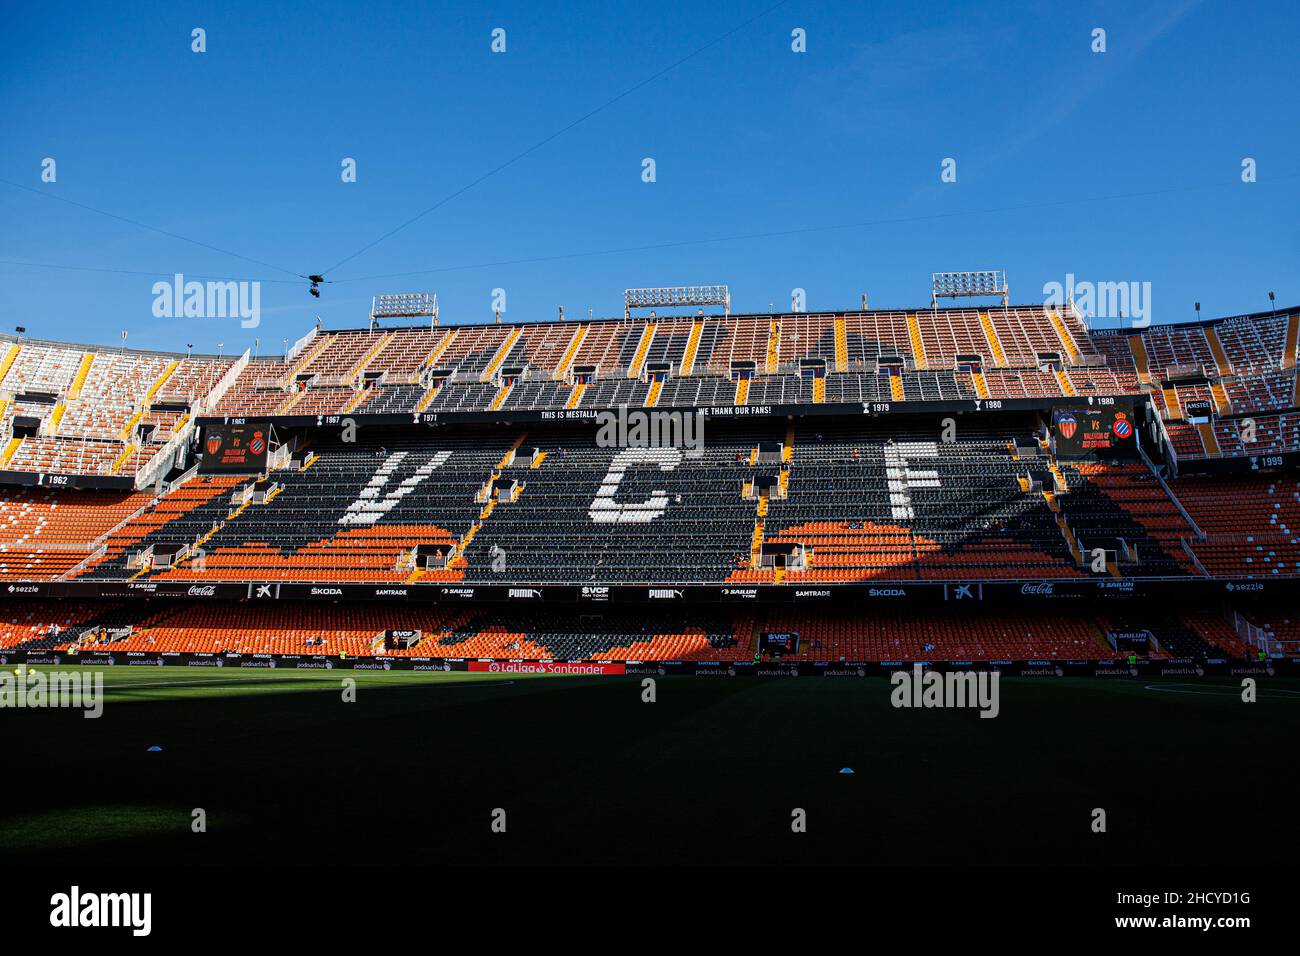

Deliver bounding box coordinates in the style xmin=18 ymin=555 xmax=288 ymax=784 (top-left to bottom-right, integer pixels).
xmin=1142 ymin=682 xmax=1300 ymax=698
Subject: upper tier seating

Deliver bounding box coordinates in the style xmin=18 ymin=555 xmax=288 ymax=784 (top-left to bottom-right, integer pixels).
xmin=6 ymin=437 xmax=152 ymax=476
xmin=841 ymin=312 xmax=915 ymax=365
xmin=0 ymin=343 xmax=84 ymax=394
xmin=181 ymin=310 xmax=1297 ymax=434
xmin=1215 ymin=313 xmax=1291 ymax=374
xmin=1223 ymin=371 xmax=1295 ymax=415
xmin=0 ymin=341 xmax=228 ymax=478
xmin=1163 ymin=422 xmax=1206 ymax=459
xmin=1141 ymin=324 xmax=1214 ymax=378
xmin=155 ymin=357 xmax=233 ymax=404
xmin=1 ymin=309 xmax=1294 ymax=486
xmin=1213 ymin=412 xmax=1300 ymax=458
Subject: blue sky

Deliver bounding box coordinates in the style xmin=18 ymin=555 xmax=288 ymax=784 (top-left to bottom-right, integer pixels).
xmin=1 ymin=0 xmax=1296 ymax=355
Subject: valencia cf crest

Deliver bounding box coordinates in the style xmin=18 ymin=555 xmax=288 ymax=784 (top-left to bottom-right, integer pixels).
xmin=205 ymin=431 xmax=223 ymax=456
xmin=1112 ymin=413 xmax=1132 ymax=439
xmin=1056 ymin=413 xmax=1077 ymax=440
xmin=250 ymin=431 xmax=266 ymax=455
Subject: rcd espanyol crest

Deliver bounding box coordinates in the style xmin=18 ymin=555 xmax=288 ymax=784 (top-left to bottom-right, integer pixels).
xmin=1111 ymin=412 xmax=1132 ymax=440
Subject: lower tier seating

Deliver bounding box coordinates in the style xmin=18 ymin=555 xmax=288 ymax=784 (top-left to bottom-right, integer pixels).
xmin=0 ymin=486 xmax=153 ymax=579
xmin=0 ymin=601 xmax=1268 ymax=661
xmin=1172 ymin=474 xmax=1300 ymax=577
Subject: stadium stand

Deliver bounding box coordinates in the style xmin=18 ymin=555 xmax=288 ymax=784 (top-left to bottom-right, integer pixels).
xmin=187 ymin=306 xmax=1164 ymax=421
xmin=1 ymin=301 xmax=1297 ymax=669
xmin=0 ymin=335 xmax=230 ymax=478
xmin=0 ymin=597 xmax=1280 ymax=661
xmin=1171 ymin=473 xmax=1300 ymax=577
xmin=4 ymin=305 xmax=1297 ymax=482
xmin=49 ymin=416 xmax=1228 ymax=589
xmin=1216 ymin=313 xmax=1292 ymax=374
xmin=1141 ymin=324 xmax=1215 ymax=379
xmin=757 ymin=609 xmax=1112 ymax=660
xmin=744 ymin=422 xmax=1086 ymax=582
xmin=77 ymin=474 xmax=246 ymax=577
xmin=1099 ymin=611 xmax=1255 ymax=659
xmin=0 ymin=486 xmax=152 ymax=579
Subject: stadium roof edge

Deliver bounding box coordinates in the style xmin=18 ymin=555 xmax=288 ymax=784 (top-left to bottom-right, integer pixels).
xmin=0 ymin=331 xmax=231 ymax=362
xmin=317 ymin=301 xmax=1300 ymax=338
xmin=1087 ymin=303 xmax=1299 ymax=335
xmin=1 ymin=301 xmax=1294 ymax=357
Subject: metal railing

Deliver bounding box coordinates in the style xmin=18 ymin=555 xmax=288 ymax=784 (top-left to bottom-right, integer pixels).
xmin=134 ymin=418 xmax=194 ymax=489
xmin=284 ymin=326 xmax=319 ymax=366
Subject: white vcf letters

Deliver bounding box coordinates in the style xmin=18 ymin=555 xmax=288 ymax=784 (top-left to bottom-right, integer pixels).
xmin=883 ymin=442 xmax=939 ymax=519
xmin=588 ymin=447 xmax=683 ymax=524
xmin=339 ymin=451 xmax=452 ymax=525
xmin=583 ymin=445 xmax=937 ymax=525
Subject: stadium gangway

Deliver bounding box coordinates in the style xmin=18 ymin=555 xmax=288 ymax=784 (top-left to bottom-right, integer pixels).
xmin=1150 ymin=405 xmax=1181 ymax=478
xmin=135 ymin=418 xmax=196 ymax=490
xmin=1178 ymin=539 xmax=1212 ymax=579
xmin=1230 ymin=609 xmax=1286 ymax=657
xmin=1136 ymin=440 xmax=1205 ymax=538
xmin=159 ymin=462 xmax=200 ymax=497
xmin=59 ymin=542 xmax=108 ymax=581
xmin=197 ymin=348 xmax=251 ymax=413
xmin=284 ymin=326 xmax=319 ymax=366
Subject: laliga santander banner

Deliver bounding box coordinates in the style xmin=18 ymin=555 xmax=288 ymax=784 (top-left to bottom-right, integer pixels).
xmin=468 ymin=661 xmax=627 ymax=676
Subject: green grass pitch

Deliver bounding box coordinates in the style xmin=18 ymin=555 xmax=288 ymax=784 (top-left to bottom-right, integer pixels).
xmin=2 ymin=666 xmax=1297 ymax=866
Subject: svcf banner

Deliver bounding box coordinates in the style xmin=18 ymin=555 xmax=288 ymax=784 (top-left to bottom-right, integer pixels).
xmin=200 ymin=422 xmax=271 ymax=472
xmin=1052 ymin=400 xmax=1138 ymax=459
